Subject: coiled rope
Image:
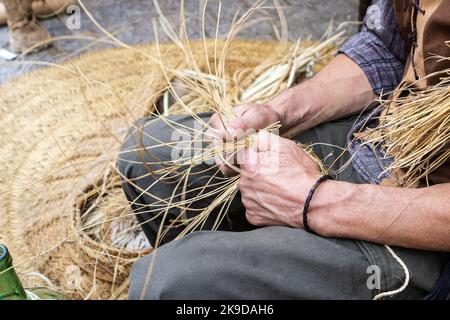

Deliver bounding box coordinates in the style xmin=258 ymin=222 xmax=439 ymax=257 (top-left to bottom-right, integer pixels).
xmin=373 ymin=245 xmax=411 ymax=300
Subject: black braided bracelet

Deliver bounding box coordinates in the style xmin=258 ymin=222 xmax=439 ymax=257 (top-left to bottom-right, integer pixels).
xmin=303 ymin=174 xmax=332 ymax=234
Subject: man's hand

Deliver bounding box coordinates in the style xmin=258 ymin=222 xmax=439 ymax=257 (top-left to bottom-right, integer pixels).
xmin=239 ymin=130 xmax=323 ymax=228
xmin=206 ymin=103 xmax=281 ymax=176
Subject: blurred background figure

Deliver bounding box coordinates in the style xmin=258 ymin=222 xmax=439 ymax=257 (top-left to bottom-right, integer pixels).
xmin=0 ymin=0 xmax=73 ymax=53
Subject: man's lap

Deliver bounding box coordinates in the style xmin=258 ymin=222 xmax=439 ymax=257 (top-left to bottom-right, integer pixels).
xmin=129 ymin=226 xmax=376 ymax=299
xmin=129 ymin=224 xmax=445 ymax=299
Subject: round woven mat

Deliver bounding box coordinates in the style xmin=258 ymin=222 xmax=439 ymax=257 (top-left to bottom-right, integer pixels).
xmin=1 ymin=39 xmax=326 ymax=299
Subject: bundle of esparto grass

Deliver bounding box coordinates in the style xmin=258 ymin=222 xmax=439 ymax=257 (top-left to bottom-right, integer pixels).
xmin=359 ymin=66 xmax=450 ymax=187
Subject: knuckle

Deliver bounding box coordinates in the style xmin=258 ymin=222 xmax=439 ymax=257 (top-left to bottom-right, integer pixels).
xmin=246 ymin=212 xmax=262 ymax=226
xmin=232 ymin=118 xmax=247 ymax=132
xmin=245 ymin=211 xmax=256 ymax=223
xmin=238 ymin=176 xmax=248 ymax=189
xmin=241 ymin=163 xmax=256 ymax=175
xmin=233 ymin=104 xmax=251 ymax=117
xmin=244 ymin=105 xmax=260 ymax=118
xmin=209 ymin=113 xmax=218 ymax=123
xmin=241 ymin=195 xmax=251 ymax=209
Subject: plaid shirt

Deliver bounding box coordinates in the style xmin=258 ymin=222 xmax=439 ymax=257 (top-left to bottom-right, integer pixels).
xmin=338 ymin=0 xmax=407 ymax=184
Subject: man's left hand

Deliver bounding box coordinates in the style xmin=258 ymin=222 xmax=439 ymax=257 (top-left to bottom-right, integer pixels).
xmin=239 ymin=131 xmax=324 ymax=228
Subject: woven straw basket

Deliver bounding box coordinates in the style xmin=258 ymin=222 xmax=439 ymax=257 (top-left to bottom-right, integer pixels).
xmin=0 ymin=39 xmax=324 ymax=299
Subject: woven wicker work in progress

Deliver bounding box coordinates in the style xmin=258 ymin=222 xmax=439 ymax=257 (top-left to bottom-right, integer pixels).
xmin=0 ymin=39 xmax=332 ymax=299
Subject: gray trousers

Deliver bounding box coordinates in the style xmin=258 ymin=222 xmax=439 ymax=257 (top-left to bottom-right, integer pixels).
xmin=118 ymin=113 xmax=446 ymax=300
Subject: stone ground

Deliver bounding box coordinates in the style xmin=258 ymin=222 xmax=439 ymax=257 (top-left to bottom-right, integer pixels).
xmin=0 ymin=0 xmax=360 ymax=84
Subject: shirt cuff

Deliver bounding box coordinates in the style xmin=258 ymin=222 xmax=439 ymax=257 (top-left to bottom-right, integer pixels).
xmin=338 ymin=32 xmax=405 ymax=94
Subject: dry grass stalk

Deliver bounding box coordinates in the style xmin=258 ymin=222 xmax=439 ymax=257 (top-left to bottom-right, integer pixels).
xmin=360 ymin=69 xmax=450 ymax=187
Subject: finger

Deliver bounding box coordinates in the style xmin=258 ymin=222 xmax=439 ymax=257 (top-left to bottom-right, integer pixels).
xmin=220 ymin=163 xmax=237 ymax=177
xmin=204 ymin=127 xmax=220 ymax=142
xmin=208 ymin=103 xmax=280 ymax=143
xmin=238 ymin=172 xmax=251 ymax=189
xmin=228 ymin=104 xmax=277 ymax=141
xmin=212 ymin=141 xmax=240 ymax=177
xmin=240 ymin=104 xmax=279 ymax=129
xmin=253 ymin=130 xmax=281 ymax=152
xmin=239 ymin=147 xmax=260 ymax=176
xmin=227 ymin=111 xmax=258 ymax=138
xmin=207 ymin=113 xmax=229 ymax=140
xmin=218 ymin=149 xmax=240 ymax=177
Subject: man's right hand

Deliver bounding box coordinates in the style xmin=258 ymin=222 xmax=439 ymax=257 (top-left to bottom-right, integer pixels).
xmin=206 ymin=103 xmax=281 ymax=176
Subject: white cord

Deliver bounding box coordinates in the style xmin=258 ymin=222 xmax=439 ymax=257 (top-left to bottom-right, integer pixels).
xmin=373 ymin=245 xmax=410 ymax=300
xmin=25 ymin=290 xmax=42 ymax=300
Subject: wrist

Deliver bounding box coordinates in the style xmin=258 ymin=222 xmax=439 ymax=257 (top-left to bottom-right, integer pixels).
xmin=266 ymin=82 xmax=324 ymax=134
xmin=307 ymin=180 xmax=358 ymax=237
xmin=266 ymin=87 xmax=299 ymax=131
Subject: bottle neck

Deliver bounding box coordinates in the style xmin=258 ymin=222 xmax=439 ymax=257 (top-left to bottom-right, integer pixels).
xmin=0 ymin=245 xmax=27 ymax=300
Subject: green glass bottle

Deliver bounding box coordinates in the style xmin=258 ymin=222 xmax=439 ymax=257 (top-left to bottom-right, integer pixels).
xmin=0 ymin=244 xmax=27 ymax=300
xmin=0 ymin=244 xmax=68 ymax=300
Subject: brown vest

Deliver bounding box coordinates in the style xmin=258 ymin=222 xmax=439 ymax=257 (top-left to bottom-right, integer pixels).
xmin=386 ymin=0 xmax=450 ymax=185
xmin=393 ymin=0 xmax=450 ymax=88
